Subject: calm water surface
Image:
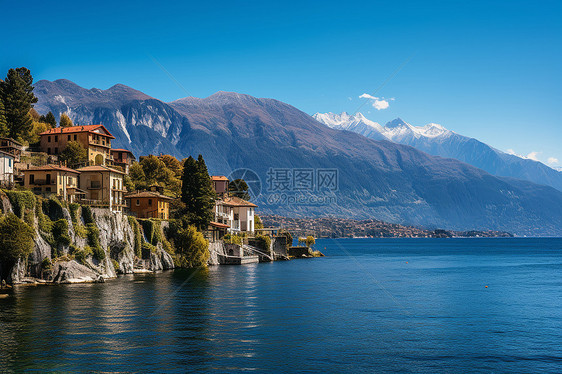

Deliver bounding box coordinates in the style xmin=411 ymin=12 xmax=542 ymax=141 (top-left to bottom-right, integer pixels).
xmin=1 ymin=238 xmax=562 ymax=373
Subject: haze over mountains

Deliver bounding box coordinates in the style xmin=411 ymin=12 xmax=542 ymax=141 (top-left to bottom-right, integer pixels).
xmin=33 ymin=79 xmax=562 ymax=236
xmin=314 ymin=112 xmax=562 ymax=192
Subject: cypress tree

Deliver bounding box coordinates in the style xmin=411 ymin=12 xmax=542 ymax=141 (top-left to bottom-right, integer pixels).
xmin=0 ymin=67 xmax=37 ymax=141
xmin=180 ymin=155 xmax=216 ymax=230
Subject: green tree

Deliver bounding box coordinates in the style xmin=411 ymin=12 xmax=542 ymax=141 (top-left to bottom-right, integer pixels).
xmin=59 ymin=113 xmax=73 ymax=128
xmin=0 ymin=95 xmax=7 ymax=137
xmin=229 ymin=179 xmax=251 ymax=200
xmin=43 ymin=112 xmax=57 ymax=127
xmin=181 ymin=155 xmax=216 ymax=230
xmin=173 ymin=224 xmax=209 ymax=268
xmin=305 ymin=235 xmax=316 ymax=248
xmin=0 ymin=214 xmax=35 ymax=279
xmin=129 ymin=162 xmax=147 ymax=190
xmin=159 ymin=154 xmax=182 ymax=179
xmin=255 ymin=214 xmax=264 ymax=229
xmin=59 ymin=141 xmax=87 ymax=167
xmin=140 ymin=155 xmax=168 ymax=186
xmin=0 ymin=67 xmax=38 ymax=141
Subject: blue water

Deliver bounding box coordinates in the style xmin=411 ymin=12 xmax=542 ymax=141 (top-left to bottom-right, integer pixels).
xmin=1 ymin=238 xmax=562 ymax=373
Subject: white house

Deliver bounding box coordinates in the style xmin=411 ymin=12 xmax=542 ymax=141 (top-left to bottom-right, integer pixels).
xmin=222 ymin=196 xmax=257 ymax=233
xmin=0 ymin=150 xmax=14 ymax=186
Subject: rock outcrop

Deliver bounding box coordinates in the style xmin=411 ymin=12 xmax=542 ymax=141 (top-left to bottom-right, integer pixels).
xmin=0 ymin=192 xmax=175 ymax=285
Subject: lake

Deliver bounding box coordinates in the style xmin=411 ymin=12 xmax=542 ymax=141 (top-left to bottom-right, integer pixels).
xmin=1 ymin=238 xmax=561 ymax=373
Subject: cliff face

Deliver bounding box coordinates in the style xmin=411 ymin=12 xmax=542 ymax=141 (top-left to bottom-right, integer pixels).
xmin=0 ymin=192 xmax=174 ymax=285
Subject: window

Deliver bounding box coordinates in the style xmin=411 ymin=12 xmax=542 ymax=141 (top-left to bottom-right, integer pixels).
xmin=136 ymin=199 xmax=140 ymax=206
xmin=30 ymin=174 xmax=35 ymax=184
xmin=148 ymin=199 xmax=152 ymax=206
xmin=45 ymin=187 xmax=51 ymax=192
xmin=54 ymin=147 xmax=58 ymax=154
xmin=68 ymin=135 xmax=71 ymax=140
xmin=47 ymin=148 xmax=51 ymax=154
xmin=48 ymin=136 xmax=51 ymax=142
xmin=8 ymin=159 xmax=11 ymax=167
xmin=74 ymin=135 xmax=77 ymax=141
xmin=54 ymin=135 xmax=58 ymax=142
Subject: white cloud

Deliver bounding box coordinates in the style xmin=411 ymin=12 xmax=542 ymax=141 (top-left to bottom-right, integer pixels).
xmin=359 ymin=93 xmax=377 ymax=100
xmin=359 ymin=93 xmax=392 ymax=110
xmin=526 ymin=151 xmax=540 ymax=161
xmin=548 ymin=157 xmax=559 ymax=165
xmin=506 ymin=149 xmax=517 ymax=155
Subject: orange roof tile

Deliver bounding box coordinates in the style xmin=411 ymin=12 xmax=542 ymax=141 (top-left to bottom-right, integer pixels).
xmin=125 ymin=191 xmax=173 ymax=200
xmin=77 ymin=165 xmax=125 ymax=174
xmin=39 ymin=124 xmax=115 ymax=139
xmin=22 ymin=164 xmax=80 ymax=174
xmin=221 ymin=196 xmax=258 ymax=207
xmin=211 ymin=176 xmax=229 ymax=181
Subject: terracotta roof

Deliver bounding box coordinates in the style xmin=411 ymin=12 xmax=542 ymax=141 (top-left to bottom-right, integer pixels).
xmin=77 ymin=165 xmax=125 ymax=174
xmin=39 ymin=124 xmax=115 ymax=139
xmin=22 ymin=164 xmax=80 ymax=174
xmin=221 ymin=196 xmax=258 ymax=207
xmin=209 ymin=221 xmax=230 ymax=229
xmin=211 ymin=176 xmax=229 ymax=181
xmin=125 ymin=191 xmax=173 ymax=200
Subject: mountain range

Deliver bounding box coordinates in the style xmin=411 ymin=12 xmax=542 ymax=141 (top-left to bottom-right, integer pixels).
xmin=313 ymin=112 xmax=562 ymax=192
xmin=33 ymin=79 xmax=562 ymax=236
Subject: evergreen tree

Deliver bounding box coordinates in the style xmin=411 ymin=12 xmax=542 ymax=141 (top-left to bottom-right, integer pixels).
xmin=181 ymin=155 xmax=216 ymax=230
xmin=0 ymin=67 xmax=38 ymax=141
xmin=59 ymin=113 xmax=73 ymax=128
xmin=229 ymin=179 xmax=251 ymax=200
xmin=0 ymin=95 xmax=7 ymax=137
xmin=44 ymin=112 xmax=57 ymax=127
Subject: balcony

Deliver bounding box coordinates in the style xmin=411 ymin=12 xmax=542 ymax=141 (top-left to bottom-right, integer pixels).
xmin=31 ymin=179 xmax=55 ymax=186
xmin=88 ymin=181 xmax=102 ymax=189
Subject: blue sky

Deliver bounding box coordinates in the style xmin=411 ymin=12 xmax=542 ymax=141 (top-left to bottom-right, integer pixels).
xmin=1 ymin=0 xmax=560 ymax=167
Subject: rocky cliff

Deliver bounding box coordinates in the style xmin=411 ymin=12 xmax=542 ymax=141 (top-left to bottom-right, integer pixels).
xmin=0 ymin=191 xmax=174 ymax=285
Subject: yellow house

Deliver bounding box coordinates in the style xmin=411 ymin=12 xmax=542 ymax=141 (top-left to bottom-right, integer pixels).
xmin=77 ymin=165 xmax=126 ymax=212
xmin=22 ymin=164 xmax=82 ymax=202
xmin=39 ymin=124 xmax=115 ymax=166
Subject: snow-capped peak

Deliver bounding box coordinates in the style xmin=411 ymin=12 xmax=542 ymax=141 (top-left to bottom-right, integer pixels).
xmin=314 ymin=112 xmax=452 ymax=143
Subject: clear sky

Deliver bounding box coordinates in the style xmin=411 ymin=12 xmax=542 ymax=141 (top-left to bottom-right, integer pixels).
xmin=1 ymin=0 xmax=560 ymax=167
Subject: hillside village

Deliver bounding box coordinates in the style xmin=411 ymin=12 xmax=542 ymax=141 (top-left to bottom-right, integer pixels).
xmin=0 ymin=67 xmax=304 ymax=285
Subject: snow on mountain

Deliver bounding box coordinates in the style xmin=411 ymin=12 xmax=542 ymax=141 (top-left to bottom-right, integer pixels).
xmin=312 ymin=113 xmax=452 ymax=143
xmin=312 ymin=112 xmax=388 ymax=140
xmin=314 ymin=112 xmax=562 ymax=192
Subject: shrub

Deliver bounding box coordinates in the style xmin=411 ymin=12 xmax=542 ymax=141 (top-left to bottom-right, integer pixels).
xmin=0 ymin=214 xmax=35 ymax=264
xmin=81 ymin=205 xmax=94 ymax=225
xmin=5 ymin=190 xmax=36 ymax=221
xmin=223 ymin=233 xmax=242 ymax=245
xmin=305 ymin=236 xmax=316 ymax=248
xmin=52 ymin=219 xmax=71 ymax=247
xmin=254 ymin=234 xmax=272 ymax=252
xmin=111 ymin=259 xmax=120 ymax=273
xmin=74 ymin=246 xmax=93 ymax=265
xmin=173 ymin=225 xmax=209 ymax=268
xmin=128 ymin=216 xmax=142 ymax=258
xmin=141 ymin=242 xmax=157 ymax=259
xmin=41 ymin=257 xmax=52 ymax=270
xmin=68 ymin=203 xmax=80 ymax=224
xmin=43 ymin=197 xmax=65 ymax=221
xmin=92 ymin=246 xmax=106 ymax=261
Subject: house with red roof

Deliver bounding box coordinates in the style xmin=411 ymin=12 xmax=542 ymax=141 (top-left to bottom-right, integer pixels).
xmin=39 ymin=124 xmax=115 ymax=167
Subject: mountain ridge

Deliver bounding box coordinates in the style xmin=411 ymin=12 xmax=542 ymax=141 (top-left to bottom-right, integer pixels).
xmin=314 ymin=112 xmax=562 ymax=192
xmin=32 ymin=79 xmax=562 ymax=236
